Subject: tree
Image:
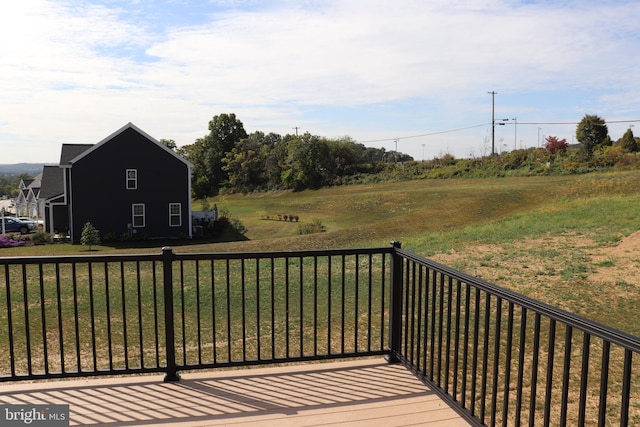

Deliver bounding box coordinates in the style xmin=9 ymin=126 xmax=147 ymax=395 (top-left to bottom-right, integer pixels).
xmin=176 ymin=114 xmax=248 ymax=198
xmin=617 ymin=128 xmax=638 ymax=152
xmin=159 ymin=139 xmax=177 ymax=151
xmin=281 ymin=133 xmax=330 ymax=190
xmin=203 ymin=113 xmax=248 ymax=191
xmin=177 ymin=138 xmax=210 ymax=199
xmin=80 ymin=221 xmax=101 ymax=251
xmin=544 ymin=136 xmax=568 ymax=155
xmin=576 ymin=114 xmax=608 ymax=160
xmin=222 ymin=135 xmax=269 ymax=192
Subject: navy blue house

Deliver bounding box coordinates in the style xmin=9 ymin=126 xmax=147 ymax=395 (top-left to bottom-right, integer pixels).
xmin=42 ymin=123 xmax=193 ymax=243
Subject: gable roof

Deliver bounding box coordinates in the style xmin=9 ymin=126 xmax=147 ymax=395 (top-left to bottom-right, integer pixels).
xmin=19 ymin=178 xmax=34 ymax=190
xmin=29 ymin=172 xmax=42 ymax=189
xmin=39 ymin=165 xmax=64 ymax=200
xmin=66 ymin=122 xmax=193 ymax=169
xmin=60 ymin=144 xmax=93 ymax=166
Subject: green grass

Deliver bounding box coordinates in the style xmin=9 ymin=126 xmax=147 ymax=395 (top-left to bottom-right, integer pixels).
xmin=168 ymin=171 xmax=640 ymax=342
xmin=3 ymin=170 xmax=640 ymax=334
xmin=4 ymin=169 xmax=640 ymax=424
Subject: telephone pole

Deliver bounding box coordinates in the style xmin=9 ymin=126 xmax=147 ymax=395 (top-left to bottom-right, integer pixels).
xmin=488 ymin=91 xmax=497 ymax=156
xmin=292 ymin=126 xmax=300 ymax=136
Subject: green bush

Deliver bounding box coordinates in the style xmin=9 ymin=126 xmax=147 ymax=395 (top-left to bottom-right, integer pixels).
xmin=31 ymin=231 xmax=50 ymax=244
xmin=298 ymin=218 xmax=324 ymax=235
xmin=80 ymin=221 xmax=101 ymax=250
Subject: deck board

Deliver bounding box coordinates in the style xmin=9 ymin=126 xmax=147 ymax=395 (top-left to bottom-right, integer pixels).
xmin=0 ymin=359 xmax=473 ymax=426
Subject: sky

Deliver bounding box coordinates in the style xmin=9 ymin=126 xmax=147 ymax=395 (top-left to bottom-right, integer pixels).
xmin=1 ymin=0 xmax=640 ymax=164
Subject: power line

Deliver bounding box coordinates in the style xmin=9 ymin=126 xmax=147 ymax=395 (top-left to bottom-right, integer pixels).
xmin=358 ymin=123 xmax=488 ymax=144
xmin=357 ymin=119 xmax=640 ymax=145
xmin=510 ymin=119 xmax=640 ymax=125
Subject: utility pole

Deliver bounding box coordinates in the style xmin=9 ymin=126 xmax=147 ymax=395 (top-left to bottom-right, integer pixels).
xmin=394 ymin=139 xmax=398 ymax=163
xmin=488 ymin=91 xmax=497 ymax=156
xmin=513 ymin=117 xmax=517 ymax=151
xmin=538 ymin=127 xmax=542 ymax=148
xmin=292 ymin=126 xmax=300 ymax=136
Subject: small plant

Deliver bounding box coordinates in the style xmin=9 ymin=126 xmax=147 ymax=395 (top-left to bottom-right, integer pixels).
xmin=31 ymin=231 xmax=50 ymax=244
xmin=230 ymin=218 xmax=247 ymax=235
xmin=80 ymin=221 xmax=101 ymax=250
xmin=103 ymin=232 xmax=118 ymax=242
xmin=297 ymin=218 xmax=324 ymax=235
xmin=0 ymin=235 xmax=26 ymax=248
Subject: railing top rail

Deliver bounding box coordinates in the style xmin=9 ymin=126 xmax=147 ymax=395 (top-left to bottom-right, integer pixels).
xmin=169 ymin=246 xmax=394 ymax=261
xmin=397 ymin=247 xmax=640 ymax=354
xmin=0 ymin=252 xmax=163 ymax=265
xmin=0 ymin=246 xmax=394 ymax=266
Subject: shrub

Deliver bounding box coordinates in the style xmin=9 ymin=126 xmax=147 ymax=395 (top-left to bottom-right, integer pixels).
xmin=298 ymin=218 xmax=325 ymax=235
xmin=0 ymin=235 xmax=26 ymax=248
xmin=103 ymin=232 xmax=118 ymax=242
xmin=230 ymin=218 xmax=247 ymax=235
xmin=80 ymin=221 xmax=101 ymax=250
xmin=31 ymin=231 xmax=50 ymax=244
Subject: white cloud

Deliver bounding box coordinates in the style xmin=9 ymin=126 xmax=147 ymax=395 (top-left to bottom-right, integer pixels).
xmin=0 ymin=0 xmax=639 ymax=163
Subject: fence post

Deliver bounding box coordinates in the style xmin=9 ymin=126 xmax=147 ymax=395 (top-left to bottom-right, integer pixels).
xmin=162 ymin=247 xmax=180 ymax=382
xmin=386 ymin=241 xmax=403 ymax=364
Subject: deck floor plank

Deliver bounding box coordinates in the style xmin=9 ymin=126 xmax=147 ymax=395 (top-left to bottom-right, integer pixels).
xmin=0 ymin=359 xmax=472 ymax=426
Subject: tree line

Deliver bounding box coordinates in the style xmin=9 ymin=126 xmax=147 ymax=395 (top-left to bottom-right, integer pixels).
xmin=175 ymin=113 xmax=411 ymax=198
xmin=173 ymin=113 xmax=640 ymax=198
xmin=5 ymin=113 xmax=638 ymax=200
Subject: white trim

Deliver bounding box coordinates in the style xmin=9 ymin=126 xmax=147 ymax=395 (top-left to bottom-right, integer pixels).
xmin=132 ymin=203 xmax=145 ymax=227
xmin=126 ymin=169 xmax=138 ymax=190
xmin=169 ymin=203 xmax=182 ymax=227
xmin=67 ymin=122 xmax=194 ymax=169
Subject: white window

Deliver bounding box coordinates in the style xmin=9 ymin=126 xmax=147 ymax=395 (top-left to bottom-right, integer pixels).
xmin=126 ymin=169 xmax=137 ymax=190
xmin=169 ymin=203 xmax=182 ymax=227
xmin=132 ymin=204 xmax=145 ymax=227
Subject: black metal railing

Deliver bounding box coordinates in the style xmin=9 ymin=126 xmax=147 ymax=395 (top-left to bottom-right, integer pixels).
xmin=0 ymin=247 xmax=392 ymax=382
xmin=390 ymin=244 xmax=640 ymax=426
xmin=2 ymin=243 xmax=640 ymax=425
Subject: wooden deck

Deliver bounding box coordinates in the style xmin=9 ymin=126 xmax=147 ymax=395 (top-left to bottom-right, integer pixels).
xmin=0 ymin=359 xmax=473 ymax=426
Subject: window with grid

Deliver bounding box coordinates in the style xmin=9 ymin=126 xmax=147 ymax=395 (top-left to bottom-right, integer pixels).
xmin=169 ymin=203 xmax=181 ymax=227
xmin=126 ymin=169 xmax=137 ymax=190
xmin=132 ymin=204 xmax=145 ymax=227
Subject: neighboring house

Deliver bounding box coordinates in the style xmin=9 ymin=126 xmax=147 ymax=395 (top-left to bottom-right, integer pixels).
xmin=40 ymin=122 xmax=193 ymax=242
xmin=39 ymin=165 xmax=66 ymax=234
xmin=15 ymin=174 xmax=42 ymax=218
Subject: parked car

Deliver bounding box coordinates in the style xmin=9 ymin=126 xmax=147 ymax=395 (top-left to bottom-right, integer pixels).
xmin=0 ymin=217 xmax=36 ymax=234
xmin=17 ymin=217 xmax=42 ymax=227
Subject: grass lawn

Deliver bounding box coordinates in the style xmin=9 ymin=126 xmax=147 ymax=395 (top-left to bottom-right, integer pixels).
xmin=3 ymin=169 xmax=640 ymax=425
xmin=3 ymin=170 xmax=640 ymax=337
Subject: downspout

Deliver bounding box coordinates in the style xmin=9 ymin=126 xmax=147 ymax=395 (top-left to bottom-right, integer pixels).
xmin=67 ymin=167 xmax=74 ymax=242
xmin=187 ymin=163 xmax=193 ymax=238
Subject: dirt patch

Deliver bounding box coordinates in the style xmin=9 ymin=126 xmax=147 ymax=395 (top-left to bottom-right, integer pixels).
xmin=590 ymin=230 xmax=640 ymax=284
xmin=430 ymin=231 xmax=640 ymax=288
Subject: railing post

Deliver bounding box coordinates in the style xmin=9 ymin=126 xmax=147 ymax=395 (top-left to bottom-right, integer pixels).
xmin=386 ymin=241 xmax=403 ymax=364
xmin=162 ymin=247 xmax=180 ymax=382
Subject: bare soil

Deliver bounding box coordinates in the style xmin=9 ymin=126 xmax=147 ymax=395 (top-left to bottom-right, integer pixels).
xmin=427 ymin=231 xmax=640 ymax=335
xmin=431 ymin=231 xmax=640 ymax=289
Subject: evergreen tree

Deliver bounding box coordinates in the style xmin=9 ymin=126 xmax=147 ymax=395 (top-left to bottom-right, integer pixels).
xmin=617 ymin=128 xmax=638 ymax=152
xmin=576 ymin=114 xmax=608 ymax=160
xmin=80 ymin=221 xmax=101 ymax=251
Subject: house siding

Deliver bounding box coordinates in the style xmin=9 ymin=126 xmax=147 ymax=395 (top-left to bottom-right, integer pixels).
xmin=69 ymin=127 xmax=191 ymax=242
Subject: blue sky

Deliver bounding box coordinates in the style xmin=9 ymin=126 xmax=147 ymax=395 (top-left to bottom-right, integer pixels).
xmin=1 ymin=0 xmax=640 ymax=163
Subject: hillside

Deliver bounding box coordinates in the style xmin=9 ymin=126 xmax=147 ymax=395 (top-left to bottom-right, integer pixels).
xmin=0 ymin=163 xmax=49 ymax=177
xmin=193 ymin=171 xmax=640 ymax=336
xmin=4 ymin=170 xmax=640 ymax=336
xmin=193 ymin=171 xmax=639 ymax=251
